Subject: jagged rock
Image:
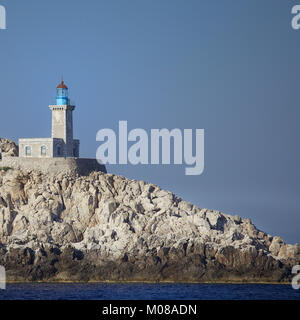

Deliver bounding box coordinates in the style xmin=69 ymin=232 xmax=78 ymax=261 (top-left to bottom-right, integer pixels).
xmin=0 ymin=167 xmax=299 ymax=283
xmin=269 ymin=236 xmax=285 ymax=256
xmin=0 ymin=138 xmax=18 ymax=158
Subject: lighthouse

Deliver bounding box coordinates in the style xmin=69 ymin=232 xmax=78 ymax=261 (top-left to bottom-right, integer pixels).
xmin=19 ymin=80 xmax=80 ymax=158
xmin=0 ymin=78 xmax=106 ymax=175
xmin=49 ymin=80 xmax=79 ymax=157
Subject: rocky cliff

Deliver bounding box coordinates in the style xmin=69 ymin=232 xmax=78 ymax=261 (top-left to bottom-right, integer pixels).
xmin=0 ymin=166 xmax=299 ymax=283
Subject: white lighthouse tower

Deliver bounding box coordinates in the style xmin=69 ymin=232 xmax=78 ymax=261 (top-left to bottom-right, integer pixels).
xmin=49 ymin=80 xmax=79 ymax=157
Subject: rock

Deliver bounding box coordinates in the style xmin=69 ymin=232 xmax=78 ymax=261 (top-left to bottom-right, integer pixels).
xmin=269 ymin=236 xmax=285 ymax=256
xmin=233 ymin=215 xmax=242 ymax=224
xmin=206 ymin=210 xmax=227 ymax=231
xmin=0 ymin=138 xmax=18 ymax=158
xmin=0 ymin=166 xmax=299 ymax=283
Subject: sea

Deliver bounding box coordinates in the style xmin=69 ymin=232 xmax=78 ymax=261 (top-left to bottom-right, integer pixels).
xmin=0 ymin=283 xmax=300 ymax=300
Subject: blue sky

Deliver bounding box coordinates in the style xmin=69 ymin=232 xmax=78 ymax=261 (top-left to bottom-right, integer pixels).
xmin=0 ymin=0 xmax=300 ymax=243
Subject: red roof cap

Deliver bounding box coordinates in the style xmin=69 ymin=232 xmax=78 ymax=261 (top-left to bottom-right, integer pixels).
xmin=57 ymin=80 xmax=68 ymax=89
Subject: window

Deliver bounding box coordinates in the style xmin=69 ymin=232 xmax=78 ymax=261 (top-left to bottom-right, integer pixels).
xmin=41 ymin=145 xmax=46 ymax=156
xmin=25 ymin=146 xmax=31 ymax=156
xmin=73 ymin=147 xmax=76 ymax=157
xmin=57 ymin=145 xmax=61 ymax=156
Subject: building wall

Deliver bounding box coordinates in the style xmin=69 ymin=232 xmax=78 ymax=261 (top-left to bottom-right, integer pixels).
xmin=49 ymin=105 xmax=75 ymax=157
xmin=52 ymin=138 xmax=65 ymax=157
xmin=19 ymin=104 xmax=79 ymax=159
xmin=0 ymin=157 xmax=107 ymax=176
xmin=19 ymin=138 xmax=79 ymax=159
xmin=19 ymin=138 xmax=54 ymax=158
xmin=65 ymin=107 xmax=74 ymax=156
xmin=73 ymin=139 xmax=80 ymax=158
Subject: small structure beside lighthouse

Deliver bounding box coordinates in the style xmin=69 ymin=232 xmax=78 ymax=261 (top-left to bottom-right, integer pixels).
xmin=19 ymin=80 xmax=80 ymax=158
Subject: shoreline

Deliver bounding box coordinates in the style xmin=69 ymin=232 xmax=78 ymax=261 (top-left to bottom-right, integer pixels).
xmin=5 ymin=280 xmax=292 ymax=285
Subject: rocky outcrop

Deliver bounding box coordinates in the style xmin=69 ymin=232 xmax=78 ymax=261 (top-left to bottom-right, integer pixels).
xmin=0 ymin=138 xmax=18 ymax=158
xmin=0 ymin=168 xmax=299 ymax=283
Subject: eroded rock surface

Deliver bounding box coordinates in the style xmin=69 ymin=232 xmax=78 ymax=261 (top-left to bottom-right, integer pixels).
xmin=0 ymin=138 xmax=18 ymax=158
xmin=0 ymin=168 xmax=299 ymax=282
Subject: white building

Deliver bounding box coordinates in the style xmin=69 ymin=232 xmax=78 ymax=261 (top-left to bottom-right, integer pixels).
xmin=19 ymin=80 xmax=80 ymax=158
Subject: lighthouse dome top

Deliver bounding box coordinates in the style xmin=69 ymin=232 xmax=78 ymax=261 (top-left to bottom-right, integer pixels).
xmin=57 ymin=80 xmax=68 ymax=89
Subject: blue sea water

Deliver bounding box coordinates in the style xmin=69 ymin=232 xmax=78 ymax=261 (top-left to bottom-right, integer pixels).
xmin=0 ymin=283 xmax=300 ymax=300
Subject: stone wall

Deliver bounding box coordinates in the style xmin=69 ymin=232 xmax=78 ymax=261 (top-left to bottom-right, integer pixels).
xmin=19 ymin=138 xmax=54 ymax=158
xmin=0 ymin=157 xmax=106 ymax=176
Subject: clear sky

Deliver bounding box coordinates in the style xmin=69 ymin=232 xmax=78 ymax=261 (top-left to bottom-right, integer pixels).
xmin=0 ymin=0 xmax=299 ymax=243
